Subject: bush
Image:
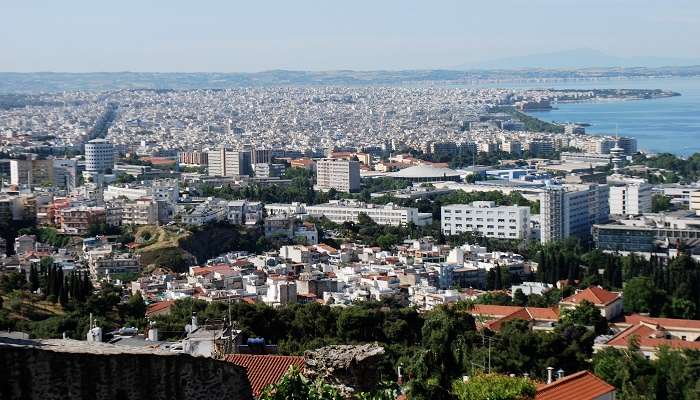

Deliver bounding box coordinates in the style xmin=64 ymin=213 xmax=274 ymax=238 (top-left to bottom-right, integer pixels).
xmin=452 ymin=374 xmax=536 ymax=400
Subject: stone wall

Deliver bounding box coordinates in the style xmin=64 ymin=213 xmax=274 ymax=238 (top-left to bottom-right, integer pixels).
xmin=0 ymin=338 xmax=253 ymax=400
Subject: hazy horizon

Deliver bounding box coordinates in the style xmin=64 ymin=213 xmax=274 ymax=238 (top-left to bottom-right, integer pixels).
xmin=3 ymin=0 xmax=700 ymax=73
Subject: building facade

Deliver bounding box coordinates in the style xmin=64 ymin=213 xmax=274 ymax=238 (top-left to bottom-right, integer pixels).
xmin=441 ymin=201 xmax=530 ymax=240
xmin=314 ymin=158 xmax=360 ymax=193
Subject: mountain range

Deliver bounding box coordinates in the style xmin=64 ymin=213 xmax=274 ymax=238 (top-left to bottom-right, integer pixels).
xmin=455 ymin=48 xmax=700 ymax=70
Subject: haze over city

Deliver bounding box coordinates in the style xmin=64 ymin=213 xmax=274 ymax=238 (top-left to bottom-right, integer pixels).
xmin=3 ymin=0 xmax=700 ymax=72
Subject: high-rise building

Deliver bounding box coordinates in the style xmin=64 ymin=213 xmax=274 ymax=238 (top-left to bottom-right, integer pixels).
xmin=207 ymin=148 xmax=252 ymax=177
xmin=608 ymin=178 xmax=652 ymax=216
xmin=10 ymin=158 xmax=54 ymax=187
xmin=540 ymin=184 xmax=609 ymax=243
xmin=84 ymin=139 xmax=115 ymax=173
xmin=315 ymin=158 xmax=360 ymax=193
xmin=53 ymin=159 xmax=78 ymax=190
xmin=250 ymin=148 xmax=273 ymax=165
xmin=178 ymin=150 xmax=208 ymax=166
xmin=617 ymin=137 xmax=638 ymax=155
xmin=527 ymin=140 xmax=554 ymax=157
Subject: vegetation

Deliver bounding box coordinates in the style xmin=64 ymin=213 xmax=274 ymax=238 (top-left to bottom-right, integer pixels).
xmin=593 ymin=344 xmax=700 ymax=400
xmin=633 ymin=152 xmax=700 ymax=183
xmin=491 ymin=106 xmax=565 ymax=134
xmin=259 ymin=367 xmax=399 ymax=400
xmin=452 ymin=374 xmax=536 ymax=400
xmin=651 ymin=194 xmax=673 ymax=213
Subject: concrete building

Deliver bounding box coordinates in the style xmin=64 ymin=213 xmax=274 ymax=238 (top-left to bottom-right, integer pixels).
xmin=178 ymin=150 xmax=208 ymax=166
xmin=306 ymin=200 xmax=432 ymax=226
xmin=10 ymin=158 xmax=54 ymax=187
xmin=253 ymin=163 xmax=286 ymax=178
xmin=441 ymin=201 xmax=530 ymax=240
xmin=540 ymin=184 xmax=609 ymax=243
xmin=208 ymin=148 xmax=252 ymax=177
xmin=84 ymin=139 xmax=115 ymax=173
xmin=315 ymin=158 xmax=360 ymax=193
xmin=593 ymin=210 xmax=700 ymax=252
xmin=608 ymin=179 xmax=652 ymax=217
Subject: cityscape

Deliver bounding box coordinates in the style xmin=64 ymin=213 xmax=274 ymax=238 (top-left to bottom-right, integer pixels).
xmin=2 ymin=1 xmax=700 ymax=400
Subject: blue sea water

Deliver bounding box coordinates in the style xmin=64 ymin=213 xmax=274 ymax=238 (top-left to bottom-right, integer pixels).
xmin=520 ymin=78 xmax=700 ymax=156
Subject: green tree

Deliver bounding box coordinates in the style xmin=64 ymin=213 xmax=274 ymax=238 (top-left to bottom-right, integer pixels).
xmin=560 ymin=301 xmax=609 ymax=335
xmin=623 ymin=276 xmax=666 ymax=316
xmin=452 ymin=374 xmax=536 ymax=400
xmin=259 ymin=367 xmax=342 ymax=400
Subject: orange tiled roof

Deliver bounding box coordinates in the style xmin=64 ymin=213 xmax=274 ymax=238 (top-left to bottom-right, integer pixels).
xmin=145 ymin=300 xmax=175 ymax=317
xmin=536 ymin=371 xmax=615 ymax=400
xmin=225 ymin=354 xmax=305 ymax=398
xmin=561 ymin=286 xmax=620 ymax=306
xmin=605 ymin=322 xmax=700 ymax=351
xmin=616 ymin=314 xmax=700 ymax=330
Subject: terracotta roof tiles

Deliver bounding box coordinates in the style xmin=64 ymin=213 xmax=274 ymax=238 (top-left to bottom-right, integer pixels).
xmin=536 ymin=371 xmax=615 ymax=400
xmin=225 ymin=354 xmax=305 ymax=398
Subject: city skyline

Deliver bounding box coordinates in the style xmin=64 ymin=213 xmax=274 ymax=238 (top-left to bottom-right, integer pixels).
xmin=3 ymin=0 xmax=700 ymax=72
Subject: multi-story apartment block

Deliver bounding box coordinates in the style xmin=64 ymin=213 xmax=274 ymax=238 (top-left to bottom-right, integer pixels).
xmin=306 ymin=200 xmax=432 ymax=226
xmin=208 ymin=148 xmax=251 ymax=177
xmin=314 ymin=158 xmax=360 ymax=193
xmin=527 ymin=140 xmax=554 ymax=157
xmin=608 ymin=179 xmax=652 ymax=216
xmin=441 ymin=201 xmax=530 ymax=240
xmin=540 ymin=184 xmax=609 ymax=243
xmin=178 ymin=150 xmax=208 ymax=166
xmin=10 ymin=158 xmax=54 ymax=187
xmin=57 ymin=206 xmax=107 ymax=235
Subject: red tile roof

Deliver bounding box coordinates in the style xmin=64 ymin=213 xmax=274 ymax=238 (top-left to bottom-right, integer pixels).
xmin=471 ymin=305 xmax=560 ymax=331
xmin=225 ymin=354 xmax=305 ymax=398
xmin=536 ymin=371 xmax=615 ymax=400
xmin=605 ymin=321 xmax=700 ymax=351
xmin=561 ymin=286 xmax=620 ymax=306
xmin=145 ymin=300 xmax=176 ymax=317
xmin=615 ymin=314 xmax=700 ymax=330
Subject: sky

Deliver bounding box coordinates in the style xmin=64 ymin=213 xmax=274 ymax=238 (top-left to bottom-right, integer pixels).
xmin=2 ymin=0 xmax=700 ymax=72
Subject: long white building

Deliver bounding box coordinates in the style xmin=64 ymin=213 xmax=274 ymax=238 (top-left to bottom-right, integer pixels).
xmin=306 ymin=200 xmax=432 ymax=226
xmin=441 ymin=201 xmax=530 ymax=240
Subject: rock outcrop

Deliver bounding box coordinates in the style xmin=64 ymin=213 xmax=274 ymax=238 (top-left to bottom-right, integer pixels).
xmin=304 ymin=343 xmax=386 ymax=395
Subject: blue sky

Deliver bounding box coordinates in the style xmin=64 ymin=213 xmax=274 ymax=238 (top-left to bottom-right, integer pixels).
xmin=2 ymin=0 xmax=700 ymax=72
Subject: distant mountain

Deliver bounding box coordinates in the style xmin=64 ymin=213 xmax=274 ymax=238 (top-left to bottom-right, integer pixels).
xmin=456 ymin=48 xmax=700 ymax=70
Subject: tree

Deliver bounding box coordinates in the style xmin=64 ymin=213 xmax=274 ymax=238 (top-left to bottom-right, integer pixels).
xmin=513 ymin=289 xmax=528 ymax=307
xmin=560 ymin=301 xmax=609 ymax=335
xmin=652 ymin=194 xmax=672 ymax=213
xmin=29 ymin=264 xmax=40 ymax=292
xmin=452 ymin=374 xmax=536 ymax=400
xmin=259 ymin=367 xmax=342 ymax=400
xmin=623 ymin=276 xmax=665 ymax=316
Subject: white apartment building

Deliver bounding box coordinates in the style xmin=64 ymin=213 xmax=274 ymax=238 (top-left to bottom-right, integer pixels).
xmin=314 ymin=158 xmax=360 ymax=193
xmin=609 ymin=181 xmax=652 ymax=216
xmin=306 ymin=200 xmax=432 ymax=226
xmin=540 ymin=184 xmax=609 ymax=243
xmin=441 ymin=201 xmax=530 ymax=240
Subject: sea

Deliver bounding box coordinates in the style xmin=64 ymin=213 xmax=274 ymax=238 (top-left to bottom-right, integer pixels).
xmin=511 ymin=77 xmax=700 ymax=157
